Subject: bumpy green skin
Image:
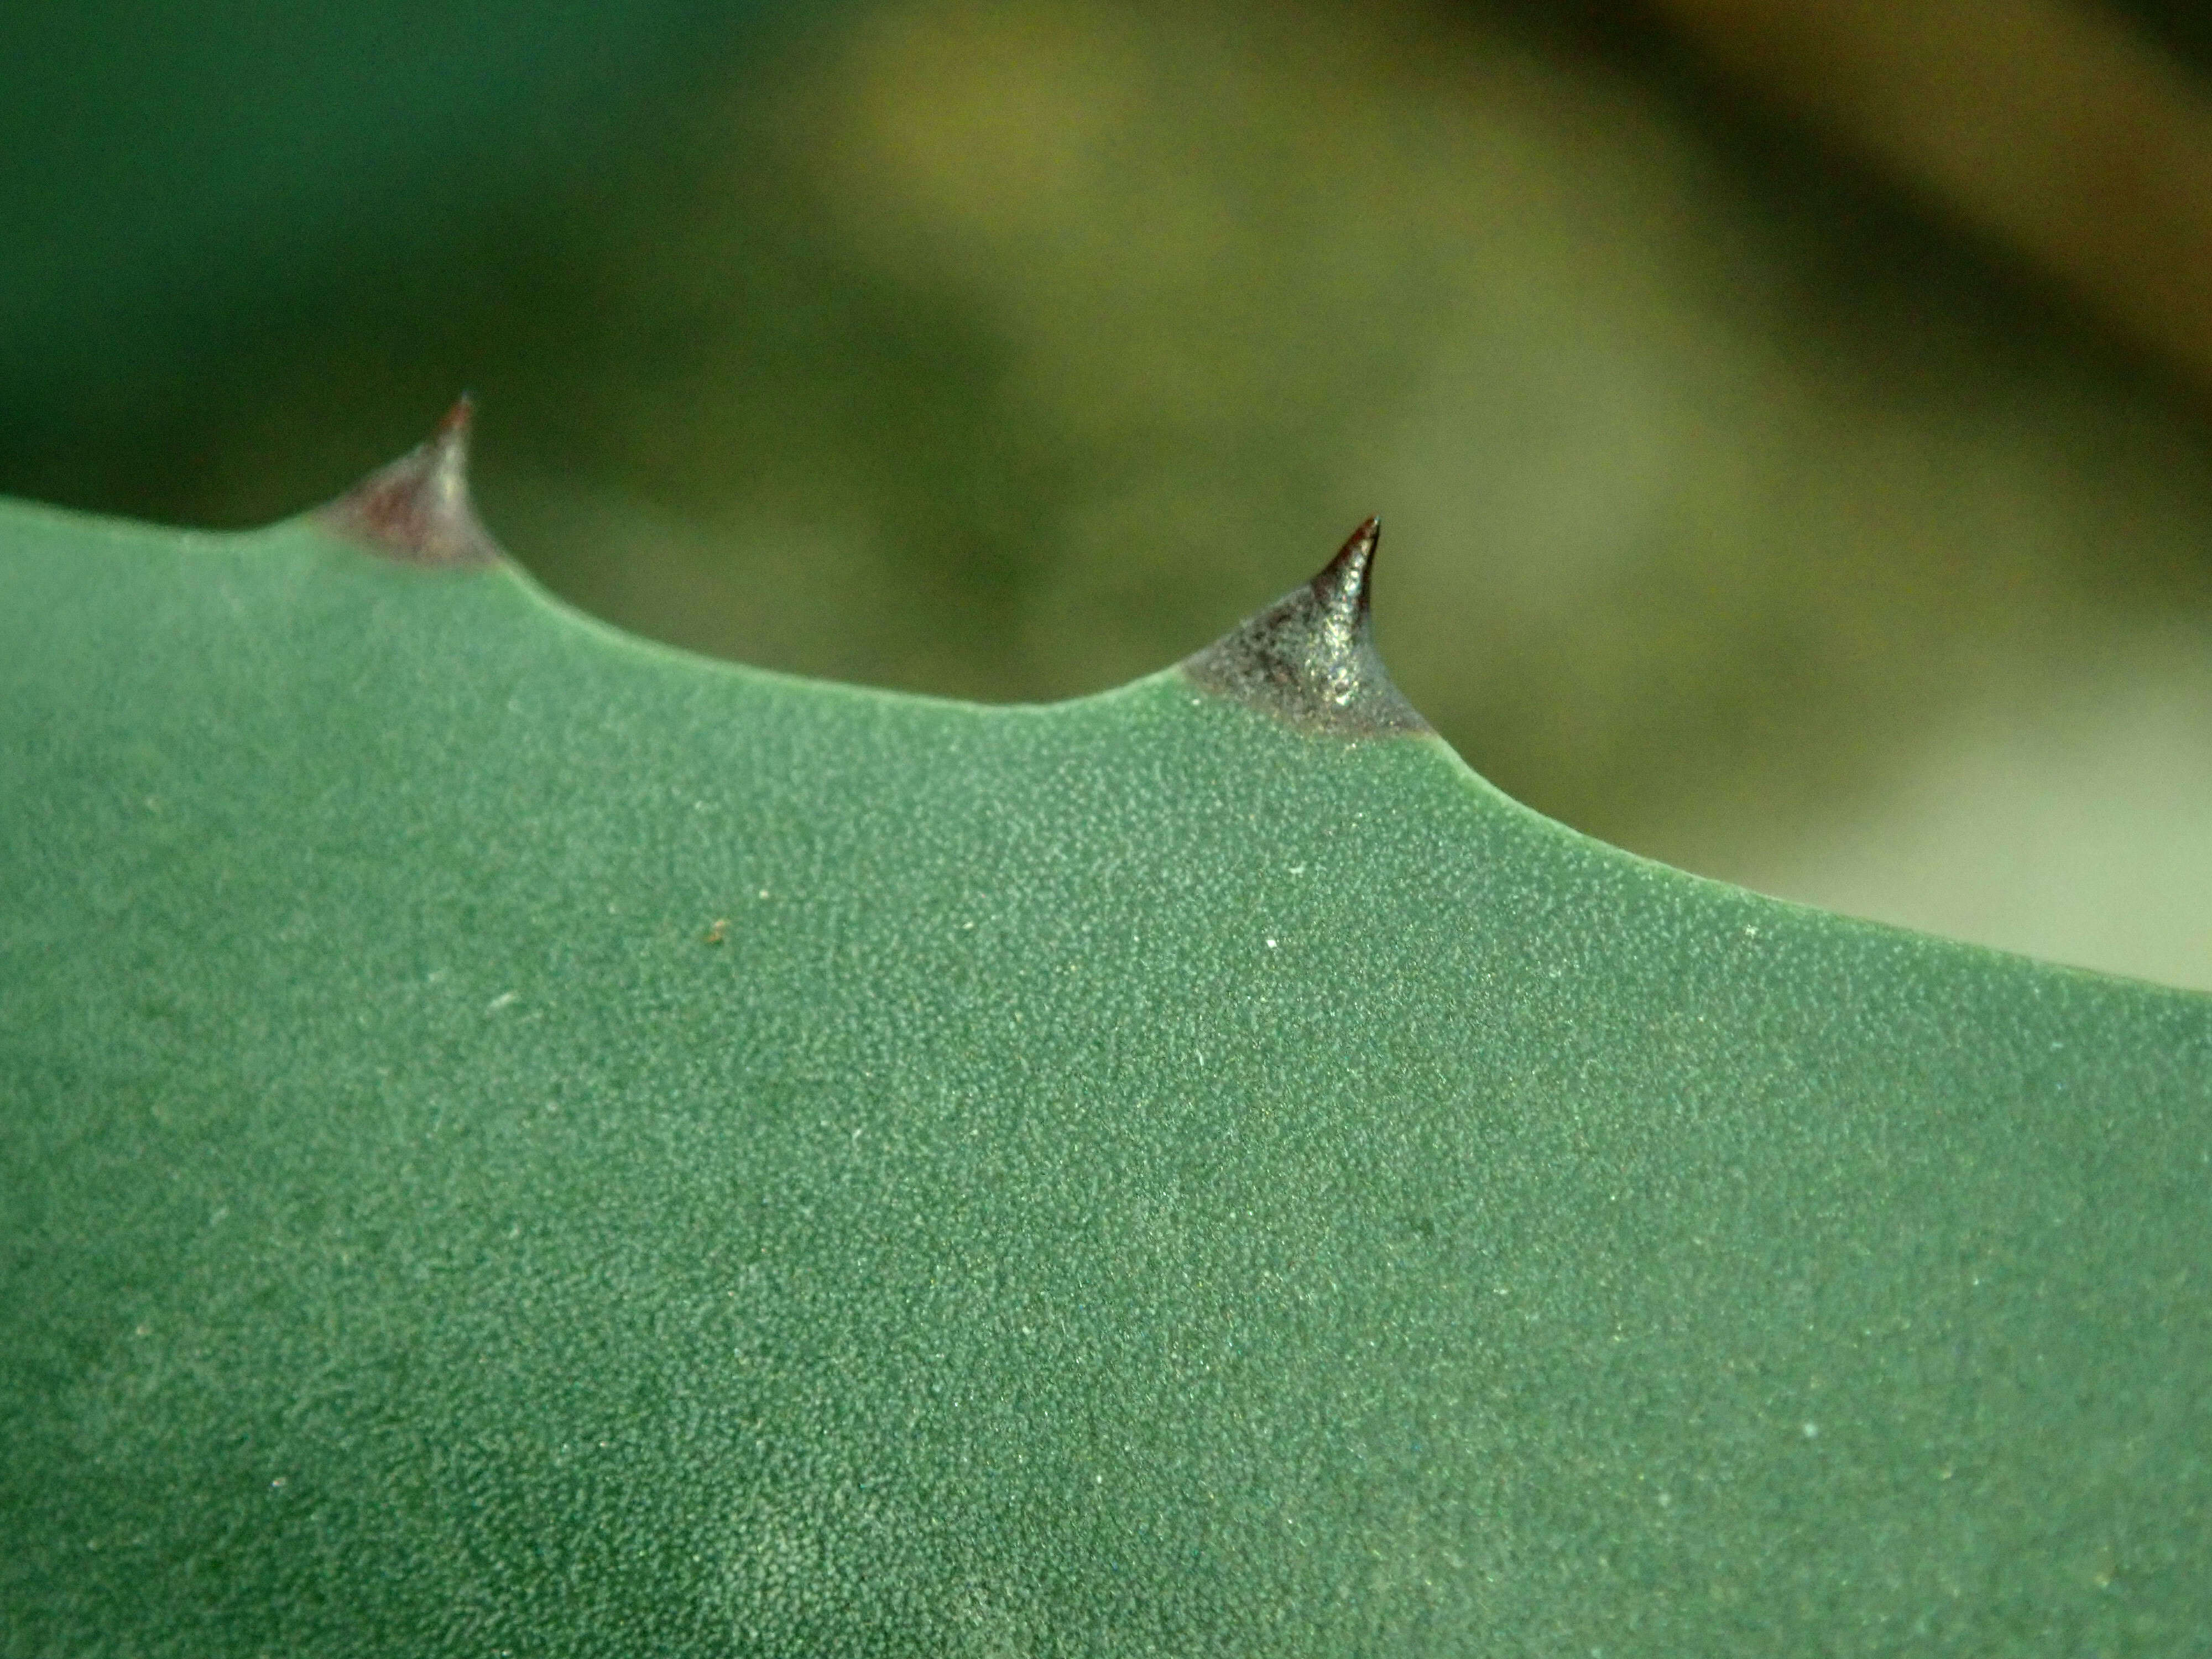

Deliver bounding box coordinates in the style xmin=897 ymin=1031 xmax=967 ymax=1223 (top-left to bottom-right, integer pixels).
xmin=3 ymin=500 xmax=2209 ymax=1655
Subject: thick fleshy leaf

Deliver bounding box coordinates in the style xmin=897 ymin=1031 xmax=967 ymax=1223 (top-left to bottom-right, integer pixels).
xmin=3 ymin=434 xmax=2208 ymax=1652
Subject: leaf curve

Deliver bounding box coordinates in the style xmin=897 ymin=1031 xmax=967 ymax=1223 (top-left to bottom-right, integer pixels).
xmin=2 ymin=420 xmax=2209 ymax=1653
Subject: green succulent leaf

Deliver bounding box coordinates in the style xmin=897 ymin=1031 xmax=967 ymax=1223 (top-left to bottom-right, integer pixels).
xmin=4 ymin=413 xmax=2208 ymax=1653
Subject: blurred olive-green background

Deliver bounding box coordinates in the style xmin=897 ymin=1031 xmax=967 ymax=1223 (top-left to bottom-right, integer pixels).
xmin=9 ymin=0 xmax=2212 ymax=989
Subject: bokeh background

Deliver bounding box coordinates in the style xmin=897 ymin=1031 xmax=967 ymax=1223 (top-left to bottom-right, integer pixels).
xmin=9 ymin=0 xmax=2212 ymax=988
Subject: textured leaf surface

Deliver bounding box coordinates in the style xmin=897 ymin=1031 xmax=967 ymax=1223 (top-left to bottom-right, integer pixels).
xmin=3 ymin=475 xmax=2209 ymax=1653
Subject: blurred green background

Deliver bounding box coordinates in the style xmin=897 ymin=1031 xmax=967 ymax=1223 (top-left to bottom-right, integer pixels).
xmin=8 ymin=0 xmax=2212 ymax=989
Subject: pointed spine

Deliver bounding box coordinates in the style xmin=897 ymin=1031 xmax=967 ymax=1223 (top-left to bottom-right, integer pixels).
xmin=313 ymin=397 xmax=504 ymax=567
xmin=1182 ymin=517 xmax=1428 ymax=737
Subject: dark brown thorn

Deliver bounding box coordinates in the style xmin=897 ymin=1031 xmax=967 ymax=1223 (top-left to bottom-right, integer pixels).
xmin=1314 ymin=514 xmax=1382 ymax=623
xmin=312 ymin=395 xmax=505 ymax=567
xmin=1181 ymin=516 xmax=1428 ymax=738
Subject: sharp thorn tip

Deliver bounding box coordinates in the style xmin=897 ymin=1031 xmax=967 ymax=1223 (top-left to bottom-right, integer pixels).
xmin=313 ymin=399 xmax=503 ymax=567
xmin=1180 ymin=514 xmax=1426 ymax=737
xmin=436 ymin=394 xmax=476 ymax=443
xmin=1315 ymin=516 xmax=1383 ymax=614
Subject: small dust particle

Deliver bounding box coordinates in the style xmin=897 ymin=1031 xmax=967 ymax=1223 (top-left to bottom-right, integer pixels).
xmin=1802 ymin=1422 xmax=1819 ymax=1439
xmin=487 ymin=991 xmax=518 ymax=1013
xmin=703 ymin=919 xmax=729 ymax=945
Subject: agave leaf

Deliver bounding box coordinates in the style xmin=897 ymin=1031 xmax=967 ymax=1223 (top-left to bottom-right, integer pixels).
xmin=3 ymin=414 xmax=2208 ymax=1652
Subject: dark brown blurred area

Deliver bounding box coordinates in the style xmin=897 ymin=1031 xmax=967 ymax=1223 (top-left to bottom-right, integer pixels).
xmin=1650 ymin=0 xmax=2212 ymax=396
xmin=7 ymin=0 xmax=2212 ymax=987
